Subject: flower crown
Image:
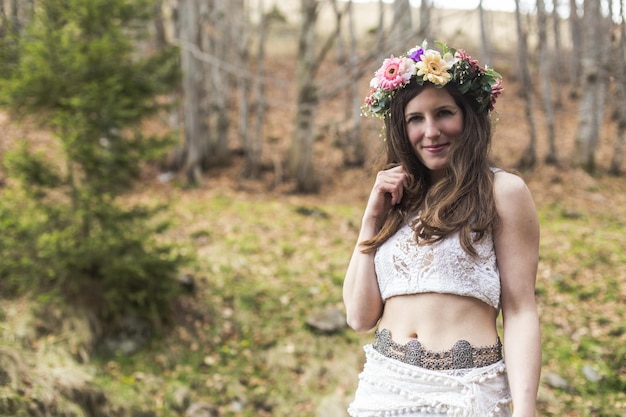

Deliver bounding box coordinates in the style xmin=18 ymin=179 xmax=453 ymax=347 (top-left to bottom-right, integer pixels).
xmin=363 ymin=40 xmax=503 ymax=118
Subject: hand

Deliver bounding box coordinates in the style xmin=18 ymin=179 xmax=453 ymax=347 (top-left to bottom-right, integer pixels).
xmin=363 ymin=165 xmax=407 ymax=224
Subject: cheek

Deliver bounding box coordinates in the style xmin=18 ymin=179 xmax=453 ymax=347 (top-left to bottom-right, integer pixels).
xmin=453 ymin=117 xmax=464 ymax=135
xmin=406 ymin=124 xmax=423 ymax=144
xmin=442 ymin=118 xmax=463 ymax=139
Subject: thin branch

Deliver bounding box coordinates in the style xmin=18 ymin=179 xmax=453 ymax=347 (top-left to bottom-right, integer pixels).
xmin=310 ymin=0 xmax=350 ymax=77
xmin=172 ymin=37 xmax=289 ymax=89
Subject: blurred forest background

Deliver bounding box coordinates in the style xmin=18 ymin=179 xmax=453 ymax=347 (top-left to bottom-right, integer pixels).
xmin=0 ymin=0 xmax=624 ymax=416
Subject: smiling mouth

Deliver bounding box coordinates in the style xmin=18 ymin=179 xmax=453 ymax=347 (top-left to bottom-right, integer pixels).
xmin=423 ymin=143 xmax=449 ymax=151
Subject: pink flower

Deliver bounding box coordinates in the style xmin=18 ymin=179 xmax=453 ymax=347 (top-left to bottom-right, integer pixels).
xmin=490 ymin=78 xmax=503 ymax=110
xmin=375 ymin=56 xmax=415 ymax=91
xmin=455 ymin=49 xmax=480 ymax=72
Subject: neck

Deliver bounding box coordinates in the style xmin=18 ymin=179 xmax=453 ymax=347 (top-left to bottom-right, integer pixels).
xmin=429 ymin=168 xmax=447 ymax=184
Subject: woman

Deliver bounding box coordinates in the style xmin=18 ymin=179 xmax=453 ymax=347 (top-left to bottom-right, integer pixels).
xmin=343 ymin=41 xmax=541 ymax=417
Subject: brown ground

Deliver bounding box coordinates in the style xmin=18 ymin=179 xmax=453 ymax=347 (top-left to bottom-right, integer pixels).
xmin=1 ymin=35 xmax=624 ymax=223
xmin=147 ymin=58 xmax=626 ymax=221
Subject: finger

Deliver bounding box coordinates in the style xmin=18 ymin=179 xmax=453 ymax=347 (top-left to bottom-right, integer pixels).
xmin=377 ymin=171 xmax=406 ymax=185
xmin=390 ymin=183 xmax=403 ymax=205
xmin=374 ymin=167 xmax=407 ymax=205
xmin=379 ymin=178 xmax=403 ymax=205
xmin=386 ymin=165 xmax=406 ymax=173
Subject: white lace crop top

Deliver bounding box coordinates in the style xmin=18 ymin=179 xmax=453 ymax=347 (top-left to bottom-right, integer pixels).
xmin=374 ymin=221 xmax=501 ymax=310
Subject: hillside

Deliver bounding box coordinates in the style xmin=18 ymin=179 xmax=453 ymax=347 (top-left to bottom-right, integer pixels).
xmin=1 ymin=4 xmax=626 ymax=417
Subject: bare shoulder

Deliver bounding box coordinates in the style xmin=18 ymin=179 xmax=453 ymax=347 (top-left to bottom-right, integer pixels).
xmin=493 ymin=170 xmax=529 ymax=196
xmin=492 ymin=170 xmax=538 ymax=230
xmin=493 ymin=171 xmax=534 ymax=210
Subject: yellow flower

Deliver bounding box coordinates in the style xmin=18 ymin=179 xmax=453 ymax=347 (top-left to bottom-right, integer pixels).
xmin=416 ymin=50 xmax=452 ymax=86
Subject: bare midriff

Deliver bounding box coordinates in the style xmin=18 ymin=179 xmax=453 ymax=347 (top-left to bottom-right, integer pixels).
xmin=376 ymin=292 xmax=499 ymax=351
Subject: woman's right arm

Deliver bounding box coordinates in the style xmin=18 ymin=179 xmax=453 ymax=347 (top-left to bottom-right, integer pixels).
xmin=343 ymin=166 xmax=407 ymax=332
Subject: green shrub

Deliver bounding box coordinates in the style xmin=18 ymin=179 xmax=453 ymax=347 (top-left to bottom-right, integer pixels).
xmin=0 ymin=0 xmax=186 ymax=327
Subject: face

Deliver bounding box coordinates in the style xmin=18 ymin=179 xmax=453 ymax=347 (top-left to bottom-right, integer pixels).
xmin=404 ymin=85 xmax=464 ymax=182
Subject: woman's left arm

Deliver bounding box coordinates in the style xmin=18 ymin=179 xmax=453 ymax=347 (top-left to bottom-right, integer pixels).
xmin=493 ymin=172 xmax=541 ymax=417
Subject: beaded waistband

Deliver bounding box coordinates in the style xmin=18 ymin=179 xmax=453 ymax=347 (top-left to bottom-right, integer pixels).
xmin=372 ymin=328 xmax=502 ymax=370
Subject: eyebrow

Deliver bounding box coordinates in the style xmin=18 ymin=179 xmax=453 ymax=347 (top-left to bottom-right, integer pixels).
xmin=405 ymin=105 xmax=457 ymax=117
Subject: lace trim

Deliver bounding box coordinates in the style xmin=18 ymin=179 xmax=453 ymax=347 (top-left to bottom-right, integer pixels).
xmin=347 ymin=345 xmax=513 ymax=417
xmin=374 ymin=223 xmax=501 ymax=310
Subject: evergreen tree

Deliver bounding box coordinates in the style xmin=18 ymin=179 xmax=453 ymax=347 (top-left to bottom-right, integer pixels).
xmin=0 ymin=0 xmax=185 ymax=327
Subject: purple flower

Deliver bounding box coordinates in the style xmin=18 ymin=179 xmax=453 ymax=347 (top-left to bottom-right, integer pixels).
xmin=408 ymin=46 xmax=424 ymax=62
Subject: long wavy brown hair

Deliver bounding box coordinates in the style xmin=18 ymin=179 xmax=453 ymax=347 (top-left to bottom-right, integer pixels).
xmin=360 ymin=78 xmax=499 ymax=257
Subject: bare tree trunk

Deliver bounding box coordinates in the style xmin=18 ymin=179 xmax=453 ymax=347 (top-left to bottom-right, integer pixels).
xmin=237 ymin=15 xmax=250 ymax=154
xmin=243 ymin=0 xmax=267 ymax=179
xmin=0 ymin=1 xmax=7 ymax=38
xmin=290 ymin=0 xmax=320 ymax=192
xmin=376 ymin=0 xmax=386 ymax=51
xmin=478 ymin=0 xmax=492 ymax=65
xmin=574 ymin=0 xmax=609 ymax=172
xmin=537 ymin=0 xmax=557 ymax=164
xmin=392 ymin=0 xmax=411 ymax=49
xmin=419 ymin=0 xmax=431 ymax=41
xmin=347 ymin=0 xmax=365 ymax=167
xmin=340 ymin=0 xmax=365 ymax=167
xmin=289 ymin=0 xmax=345 ymax=192
xmin=10 ymin=0 xmax=18 ymax=32
xmin=164 ymin=0 xmax=241 ymax=183
xmin=610 ymin=0 xmax=626 ymax=175
xmin=153 ymin=0 xmax=167 ymax=49
xmin=514 ymin=0 xmax=538 ymax=170
xmin=179 ymin=0 xmax=209 ymax=184
xmin=551 ymin=0 xmax=564 ymax=108
xmin=568 ymin=0 xmax=583 ymax=98
xmin=1 ymin=0 xmax=33 ymax=35
xmin=205 ymin=0 xmax=232 ymax=168
xmin=233 ymin=0 xmax=253 ymax=178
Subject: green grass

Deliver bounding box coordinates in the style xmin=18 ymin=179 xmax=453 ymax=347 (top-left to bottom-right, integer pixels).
xmin=89 ymin=190 xmax=626 ymax=416
xmin=3 ymin=188 xmax=625 ymax=416
xmin=536 ymin=203 xmax=626 ymax=416
xmin=88 ymin=192 xmax=365 ymax=416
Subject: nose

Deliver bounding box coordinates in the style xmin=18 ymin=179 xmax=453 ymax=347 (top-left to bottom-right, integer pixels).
xmin=424 ymin=118 xmax=440 ymax=139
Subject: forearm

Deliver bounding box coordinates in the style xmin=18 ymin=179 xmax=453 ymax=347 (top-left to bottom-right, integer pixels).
xmin=344 ymin=166 xmax=407 ymax=332
xmin=343 ymin=217 xmax=383 ymax=331
xmin=503 ymin=307 xmax=541 ymax=417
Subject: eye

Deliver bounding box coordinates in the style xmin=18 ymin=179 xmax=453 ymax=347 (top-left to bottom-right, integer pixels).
xmin=437 ymin=109 xmax=455 ymax=117
xmin=406 ymin=114 xmax=423 ymax=124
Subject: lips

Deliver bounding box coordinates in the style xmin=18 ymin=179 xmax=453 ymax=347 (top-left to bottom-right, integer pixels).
xmin=422 ymin=143 xmax=449 ymax=152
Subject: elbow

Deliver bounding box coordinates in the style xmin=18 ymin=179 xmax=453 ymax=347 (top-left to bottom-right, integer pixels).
xmin=343 ymin=291 xmax=383 ymax=332
xmin=347 ymin=318 xmax=376 ymax=333
xmin=346 ymin=312 xmax=379 ymax=333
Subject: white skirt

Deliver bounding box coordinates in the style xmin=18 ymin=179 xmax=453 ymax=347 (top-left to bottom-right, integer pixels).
xmin=348 ymin=344 xmax=513 ymax=417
